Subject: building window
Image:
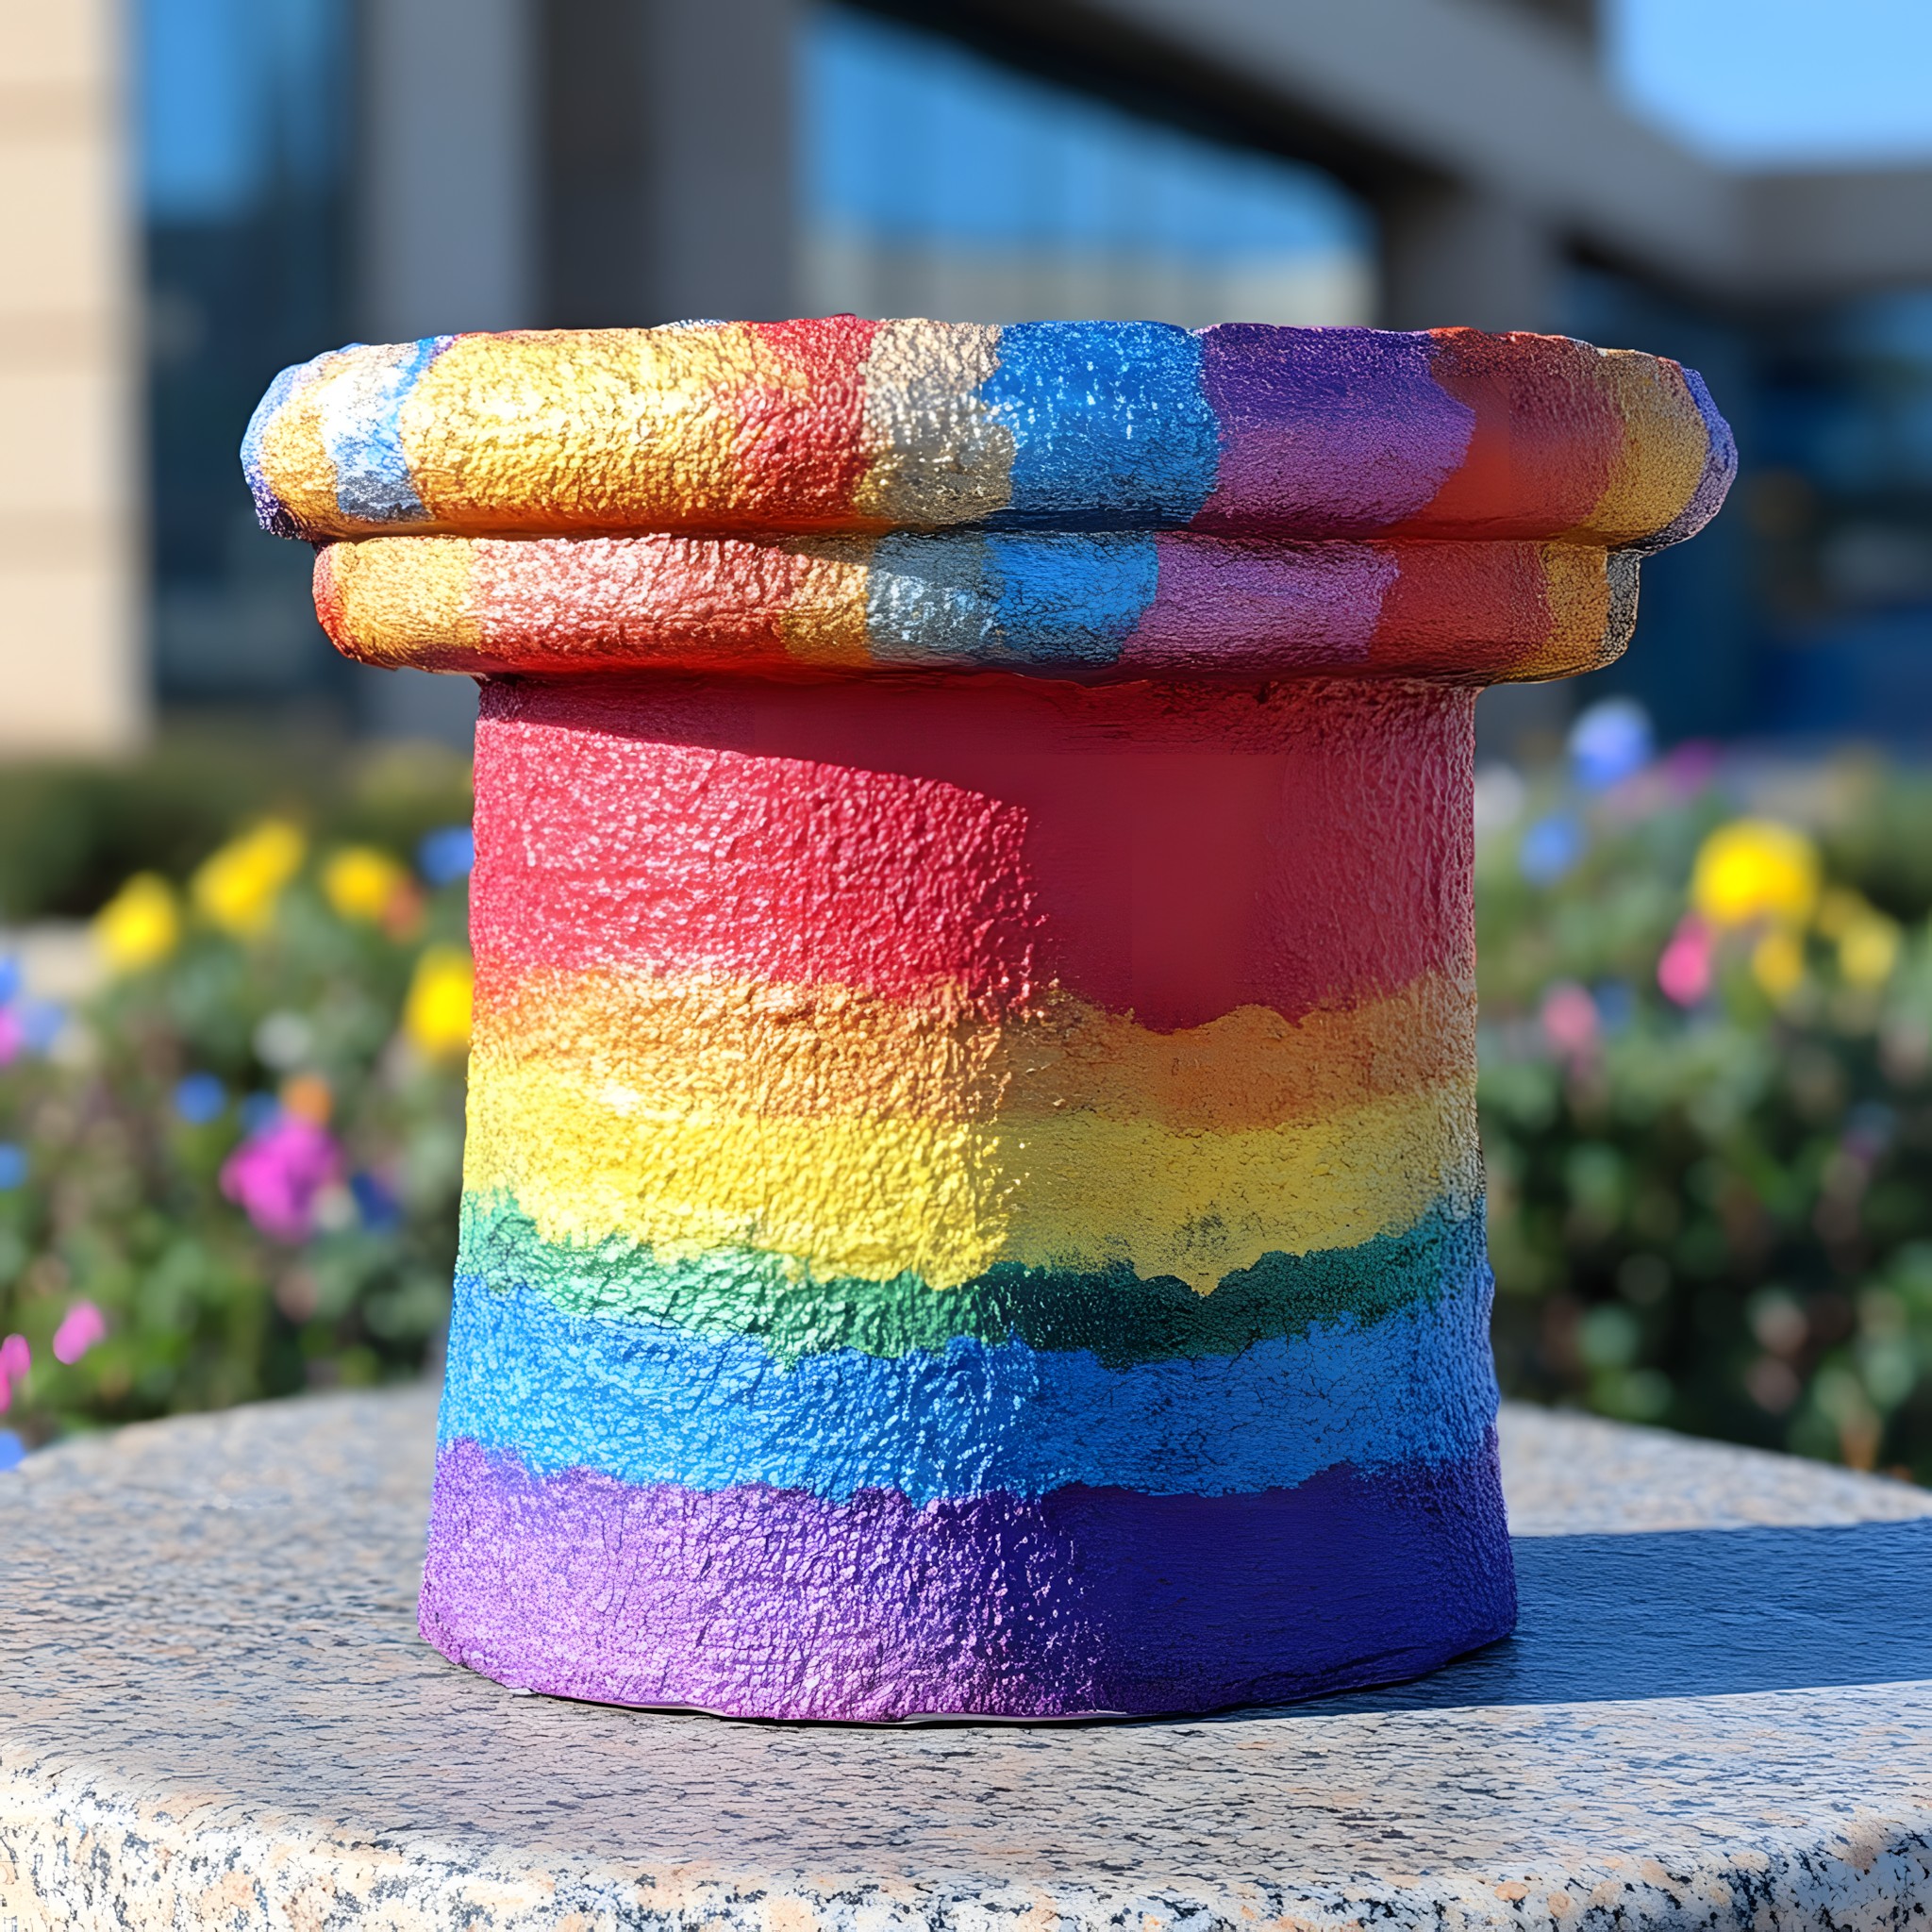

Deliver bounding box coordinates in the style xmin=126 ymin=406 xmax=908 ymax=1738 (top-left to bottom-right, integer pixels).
xmin=803 ymin=6 xmax=1374 ymax=329
xmin=141 ymin=0 xmax=351 ymax=709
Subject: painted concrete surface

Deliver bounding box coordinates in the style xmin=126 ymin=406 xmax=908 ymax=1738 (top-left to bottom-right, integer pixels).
xmin=249 ymin=321 xmax=1731 ymax=688
xmin=435 ymin=671 xmax=1509 ymax=1719
xmin=240 ymin=322 xmax=1736 ymax=1722
xmin=3 ymin=1389 xmax=1929 ymax=1929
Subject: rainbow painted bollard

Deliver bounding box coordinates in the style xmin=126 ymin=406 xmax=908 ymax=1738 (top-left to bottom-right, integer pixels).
xmin=245 ymin=321 xmax=1733 ymax=1721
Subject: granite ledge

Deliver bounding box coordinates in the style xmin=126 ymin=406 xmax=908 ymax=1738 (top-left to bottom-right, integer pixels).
xmin=2 ymin=1389 xmax=1929 ymax=1932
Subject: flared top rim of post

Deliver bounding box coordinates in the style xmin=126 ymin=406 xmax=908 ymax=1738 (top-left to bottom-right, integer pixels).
xmin=244 ymin=318 xmax=1735 ymax=689
xmin=247 ymin=318 xmax=1733 ymax=550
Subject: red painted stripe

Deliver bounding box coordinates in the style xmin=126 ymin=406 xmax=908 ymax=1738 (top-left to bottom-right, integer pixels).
xmin=1365 ymin=538 xmax=1548 ymax=672
xmin=471 ymin=674 xmax=1473 ymax=1028
xmin=737 ymin=317 xmax=881 ymax=526
xmin=311 ymin=544 xmax=347 ymax=642
xmin=1391 ymin=331 xmax=1621 ymax=540
xmin=470 ymin=534 xmax=815 ymax=665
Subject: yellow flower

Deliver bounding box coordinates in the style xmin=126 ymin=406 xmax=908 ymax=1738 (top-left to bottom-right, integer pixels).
xmin=403 ymin=945 xmax=473 ymax=1058
xmin=1839 ymin=912 xmax=1902 ymax=989
xmin=1750 ymin=928 xmax=1807 ymax=1002
xmin=323 ymin=845 xmax=408 ymax=924
xmin=1801 ymin=883 xmax=1902 ymax=988
xmin=92 ymin=873 xmax=180 ymax=973
xmin=1813 ymin=886 xmax=1866 ymax=940
xmin=1690 ymin=820 xmax=1819 ymax=930
xmin=192 ymin=820 xmax=307 ymax=937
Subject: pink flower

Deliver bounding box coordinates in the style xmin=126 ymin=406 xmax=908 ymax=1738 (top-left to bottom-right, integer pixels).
xmin=51 ymin=1302 xmax=107 ymax=1366
xmin=1658 ymin=914 xmax=1715 ymax=1007
xmin=219 ymin=1115 xmax=343 ymax=1243
xmin=1539 ymin=982 xmax=1599 ymax=1059
xmin=1663 ymin=740 xmax=1723 ymax=797
xmin=0 ymin=1007 xmax=21 ymax=1067
xmin=0 ymin=1332 xmax=28 ymax=1412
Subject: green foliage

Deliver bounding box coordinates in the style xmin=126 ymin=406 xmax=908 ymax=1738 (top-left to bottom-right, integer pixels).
xmin=0 ymin=732 xmax=472 ymax=922
xmin=0 ymin=782 xmax=471 ymax=1447
xmin=1479 ymin=754 xmax=1932 ymax=1479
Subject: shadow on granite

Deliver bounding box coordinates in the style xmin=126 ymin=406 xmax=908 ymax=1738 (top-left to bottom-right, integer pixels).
xmin=1293 ymin=1519 xmax=1932 ymax=1715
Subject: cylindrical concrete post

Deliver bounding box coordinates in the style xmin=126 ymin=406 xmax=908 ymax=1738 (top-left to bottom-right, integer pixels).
xmin=245 ymin=320 xmax=1733 ymax=1720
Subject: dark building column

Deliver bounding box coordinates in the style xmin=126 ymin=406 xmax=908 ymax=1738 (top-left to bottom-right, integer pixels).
xmin=543 ymin=0 xmax=801 ymax=327
xmin=358 ymin=0 xmax=540 ymax=339
xmin=357 ymin=0 xmax=541 ymax=741
xmin=1380 ymin=181 xmax=1563 ymax=335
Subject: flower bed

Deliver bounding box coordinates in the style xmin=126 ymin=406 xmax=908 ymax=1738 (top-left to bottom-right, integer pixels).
xmin=0 ymin=781 xmax=473 ymax=1462
xmin=1480 ymin=706 xmax=1932 ymax=1478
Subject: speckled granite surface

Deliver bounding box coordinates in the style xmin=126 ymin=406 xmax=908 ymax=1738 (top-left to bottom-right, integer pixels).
xmin=3 ymin=1390 xmax=1930 ymax=1930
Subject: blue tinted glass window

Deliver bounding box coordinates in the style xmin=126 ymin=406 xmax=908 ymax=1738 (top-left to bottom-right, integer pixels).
xmin=140 ymin=0 xmax=352 ymax=707
xmin=803 ymin=7 xmax=1374 ymax=327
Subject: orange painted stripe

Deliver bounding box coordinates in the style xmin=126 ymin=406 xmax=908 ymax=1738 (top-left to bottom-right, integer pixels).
xmin=471 ymin=963 xmax=1474 ymax=1135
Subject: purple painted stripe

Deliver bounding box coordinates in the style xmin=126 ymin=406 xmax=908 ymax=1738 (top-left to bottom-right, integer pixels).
xmin=1188 ymin=326 xmax=1474 ymax=536
xmin=420 ymin=1436 xmax=1515 ymax=1721
xmin=1121 ymin=535 xmax=1396 ymax=672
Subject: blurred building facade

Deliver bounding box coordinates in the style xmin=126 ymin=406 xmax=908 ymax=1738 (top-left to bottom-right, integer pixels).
xmin=0 ymin=0 xmax=142 ymax=755
xmin=8 ymin=0 xmax=1932 ymax=752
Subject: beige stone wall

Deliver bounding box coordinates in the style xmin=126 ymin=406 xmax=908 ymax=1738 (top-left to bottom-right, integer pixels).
xmin=0 ymin=0 xmax=142 ymax=756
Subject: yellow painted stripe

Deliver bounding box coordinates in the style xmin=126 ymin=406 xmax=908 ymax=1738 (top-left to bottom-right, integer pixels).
xmin=1564 ymin=350 xmax=1709 ymax=547
xmin=470 ymin=967 xmax=1475 ymax=1134
xmin=463 ymin=1069 xmax=1480 ymax=1292
xmin=774 ymin=541 xmax=874 ymax=666
xmin=320 ymin=535 xmax=483 ymax=663
xmin=398 ymin=325 xmax=805 ymax=533
xmin=258 ymin=355 xmax=351 ymax=536
xmin=1498 ymin=541 xmax=1624 ymax=682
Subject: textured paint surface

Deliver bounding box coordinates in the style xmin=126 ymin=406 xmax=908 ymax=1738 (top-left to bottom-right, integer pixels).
xmin=244 ymin=319 xmax=1734 ymax=550
xmin=463 ymin=674 xmax=1474 ymax=1027
xmin=259 ymin=318 xmax=1728 ymax=688
xmin=238 ymin=321 xmax=1738 ymax=1724
xmin=435 ymin=1270 xmax=1498 ymax=1502
xmin=7 ymin=1393 xmax=1932 ymax=1931
xmin=457 ymin=1188 xmax=1484 ymax=1367
xmin=419 ymin=671 xmax=1509 ymax=1717
xmin=421 ymin=1435 xmax=1513 ymax=1720
xmin=466 ymin=1067 xmax=1474 ymax=1289
xmin=312 ymin=529 xmax=1637 ymax=683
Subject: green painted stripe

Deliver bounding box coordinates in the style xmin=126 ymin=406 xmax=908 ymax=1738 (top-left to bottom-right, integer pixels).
xmin=457 ymin=1191 xmax=1487 ymax=1370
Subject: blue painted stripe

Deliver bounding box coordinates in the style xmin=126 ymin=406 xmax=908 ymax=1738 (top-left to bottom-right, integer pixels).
xmin=979 ymin=322 xmax=1221 ymax=531
xmin=240 ymin=353 xmax=327 ymax=537
xmin=436 ymin=1260 xmax=1499 ymax=1505
xmin=319 ymin=334 xmax=455 ymax=525
xmin=865 ymin=531 xmax=1161 ymax=666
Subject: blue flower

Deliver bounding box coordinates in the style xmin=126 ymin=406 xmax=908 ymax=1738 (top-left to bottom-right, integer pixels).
xmin=1568 ymin=697 xmax=1654 ymax=791
xmin=350 ymin=1172 xmax=403 ymax=1232
xmin=0 ymin=1431 xmax=24 ymax=1473
xmin=0 ymin=1144 xmax=25 ymax=1191
xmin=1592 ymin=979 xmax=1637 ymax=1035
xmin=17 ymin=1001 xmax=61 ymax=1055
xmin=0 ymin=957 xmax=19 ymax=1004
xmin=418 ymin=825 xmax=475 ymax=887
xmin=174 ymin=1073 xmax=227 ymax=1124
xmin=1519 ymin=813 xmax=1586 ymax=887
